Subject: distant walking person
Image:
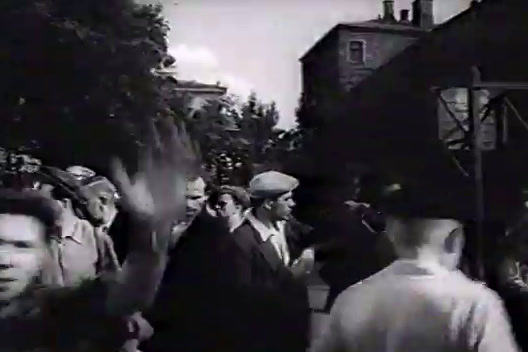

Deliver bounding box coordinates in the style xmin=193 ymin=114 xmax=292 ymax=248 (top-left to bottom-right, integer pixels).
xmin=312 ymin=183 xmax=519 ymax=352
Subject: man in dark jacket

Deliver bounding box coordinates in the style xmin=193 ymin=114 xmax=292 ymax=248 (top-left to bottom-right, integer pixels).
xmin=227 ymin=171 xmax=313 ymax=352
xmin=318 ymin=200 xmax=395 ymax=310
xmin=144 ymin=174 xmax=237 ymax=352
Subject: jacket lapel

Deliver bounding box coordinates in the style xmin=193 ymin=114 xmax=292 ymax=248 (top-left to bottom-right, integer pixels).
xmin=245 ymin=215 xmax=286 ymax=272
xmin=257 ymin=239 xmax=284 ymax=272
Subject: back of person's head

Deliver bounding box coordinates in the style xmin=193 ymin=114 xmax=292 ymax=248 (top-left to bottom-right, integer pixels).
xmin=372 ymin=182 xmax=469 ymax=270
xmin=386 ymin=217 xmax=464 ymax=269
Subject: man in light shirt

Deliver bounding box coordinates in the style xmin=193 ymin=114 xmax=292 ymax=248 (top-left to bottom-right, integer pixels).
xmin=312 ymin=183 xmax=519 ymax=352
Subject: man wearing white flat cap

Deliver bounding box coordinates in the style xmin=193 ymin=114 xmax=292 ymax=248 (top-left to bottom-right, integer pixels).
xmin=227 ymin=170 xmax=314 ymax=352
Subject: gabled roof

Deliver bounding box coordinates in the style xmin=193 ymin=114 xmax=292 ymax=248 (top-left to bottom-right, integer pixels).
xmin=300 ymin=19 xmax=428 ymax=62
xmin=340 ymin=19 xmax=427 ymax=33
xmin=174 ymin=80 xmax=227 ymax=93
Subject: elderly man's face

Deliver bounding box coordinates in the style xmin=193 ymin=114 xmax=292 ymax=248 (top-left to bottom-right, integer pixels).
xmin=185 ymin=177 xmax=207 ymax=221
xmin=0 ymin=214 xmax=47 ymax=302
xmin=96 ymin=191 xmax=118 ymax=228
xmin=269 ymin=191 xmax=295 ymax=221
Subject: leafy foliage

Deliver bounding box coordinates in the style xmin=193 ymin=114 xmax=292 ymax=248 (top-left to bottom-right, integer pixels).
xmin=0 ymin=0 xmax=174 ymax=172
xmin=173 ymin=88 xmax=286 ymax=185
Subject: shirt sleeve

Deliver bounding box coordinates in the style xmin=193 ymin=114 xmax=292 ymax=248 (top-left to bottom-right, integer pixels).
xmin=468 ymin=289 xmax=520 ymax=352
xmin=310 ymin=295 xmax=345 ymax=352
xmin=95 ymin=228 xmax=121 ymax=274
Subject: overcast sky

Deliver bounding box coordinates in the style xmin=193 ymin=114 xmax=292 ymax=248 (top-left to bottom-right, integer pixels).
xmin=153 ymin=0 xmax=472 ymax=129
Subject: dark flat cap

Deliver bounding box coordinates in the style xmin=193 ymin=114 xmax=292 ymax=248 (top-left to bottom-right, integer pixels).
xmin=81 ymin=176 xmax=118 ymax=199
xmin=248 ymin=171 xmax=299 ymax=199
xmin=373 ymin=183 xmax=475 ymax=221
xmin=0 ymin=188 xmax=62 ymax=230
xmin=38 ymin=166 xmax=105 ymax=225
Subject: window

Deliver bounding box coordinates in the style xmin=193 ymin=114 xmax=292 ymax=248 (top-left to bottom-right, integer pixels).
xmin=348 ymin=41 xmax=365 ymax=64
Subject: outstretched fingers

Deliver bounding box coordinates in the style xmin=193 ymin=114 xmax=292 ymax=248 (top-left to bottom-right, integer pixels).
xmin=110 ymin=158 xmax=132 ymax=197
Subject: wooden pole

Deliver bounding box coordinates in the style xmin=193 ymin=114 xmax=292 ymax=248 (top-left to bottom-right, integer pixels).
xmin=469 ymin=67 xmax=485 ymax=280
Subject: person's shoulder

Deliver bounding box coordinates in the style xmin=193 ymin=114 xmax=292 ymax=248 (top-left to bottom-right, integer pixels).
xmin=231 ymin=220 xmax=256 ymax=239
xmin=192 ymin=209 xmax=229 ymax=233
xmin=37 ymin=275 xmax=111 ymax=314
xmin=71 ymin=217 xmax=99 ymax=245
xmin=435 ymin=271 xmax=507 ymax=317
xmin=334 ymin=267 xmax=390 ymax=303
xmin=231 ymin=221 xmax=258 ymax=249
xmin=76 ymin=217 xmax=96 ymax=233
xmin=446 ymin=270 xmax=495 ymax=298
xmin=232 ymin=219 xmax=252 ymax=232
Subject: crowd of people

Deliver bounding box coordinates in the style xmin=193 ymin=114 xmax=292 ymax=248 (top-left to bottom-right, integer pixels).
xmin=0 ymin=139 xmax=527 ymax=352
xmin=0 ymin=141 xmax=319 ymax=351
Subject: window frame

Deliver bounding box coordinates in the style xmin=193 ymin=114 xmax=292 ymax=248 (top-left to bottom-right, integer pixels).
xmin=347 ymin=40 xmax=366 ymax=65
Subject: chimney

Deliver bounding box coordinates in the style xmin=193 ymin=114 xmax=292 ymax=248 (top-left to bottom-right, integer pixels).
xmin=412 ymin=0 xmax=434 ymax=28
xmin=400 ymin=9 xmax=410 ymax=23
xmin=382 ymin=0 xmax=396 ymax=22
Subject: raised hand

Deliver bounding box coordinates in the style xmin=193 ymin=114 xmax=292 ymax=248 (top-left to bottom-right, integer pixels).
xmin=105 ymin=120 xmax=199 ymax=314
xmin=111 ymin=119 xmax=197 ymax=253
xmin=290 ymin=248 xmax=315 ymax=278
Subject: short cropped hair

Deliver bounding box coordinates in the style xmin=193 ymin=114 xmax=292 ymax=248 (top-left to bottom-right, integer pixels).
xmin=389 ymin=218 xmax=462 ymax=251
xmin=218 ymin=186 xmax=251 ymax=209
xmin=0 ymin=189 xmax=62 ymax=243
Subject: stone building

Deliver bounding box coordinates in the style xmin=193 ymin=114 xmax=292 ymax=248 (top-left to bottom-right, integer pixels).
xmin=293 ymin=0 xmax=436 ymax=227
xmin=154 ymin=66 xmax=228 ymax=114
xmin=300 ymin=0 xmax=434 ymax=116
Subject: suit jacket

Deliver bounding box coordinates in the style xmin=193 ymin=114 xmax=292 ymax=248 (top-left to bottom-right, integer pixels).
xmin=227 ymin=216 xmax=312 ymax=352
xmin=143 ymin=209 xmax=237 ymax=352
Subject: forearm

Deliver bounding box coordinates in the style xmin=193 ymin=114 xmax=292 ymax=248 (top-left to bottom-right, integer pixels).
xmin=108 ymin=252 xmax=168 ymax=313
xmin=105 ymin=221 xmax=170 ymax=316
xmin=497 ymin=260 xmax=528 ymax=293
xmin=504 ymin=277 xmax=528 ymax=293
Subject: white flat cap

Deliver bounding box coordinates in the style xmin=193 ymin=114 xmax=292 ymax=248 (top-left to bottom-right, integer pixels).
xmin=248 ymin=171 xmax=299 ymax=199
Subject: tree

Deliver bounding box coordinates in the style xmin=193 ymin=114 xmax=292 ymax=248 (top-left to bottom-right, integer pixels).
xmin=176 ymin=89 xmax=283 ymax=185
xmin=0 ymin=0 xmax=175 ymax=172
xmin=240 ymin=92 xmax=279 ymax=167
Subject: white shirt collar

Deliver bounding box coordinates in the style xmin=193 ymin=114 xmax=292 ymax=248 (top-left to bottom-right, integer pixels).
xmin=387 ymin=258 xmax=452 ymax=277
xmin=246 ymin=211 xmax=283 ymax=242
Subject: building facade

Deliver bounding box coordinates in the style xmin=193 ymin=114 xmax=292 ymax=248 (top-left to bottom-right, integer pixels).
xmin=154 ymin=67 xmax=228 ymax=114
xmin=300 ymin=0 xmax=433 ymax=116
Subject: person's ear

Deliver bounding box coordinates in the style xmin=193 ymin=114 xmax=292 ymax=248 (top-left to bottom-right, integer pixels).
xmin=263 ymin=199 xmax=273 ymax=210
xmin=445 ymin=227 xmax=464 ymax=254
